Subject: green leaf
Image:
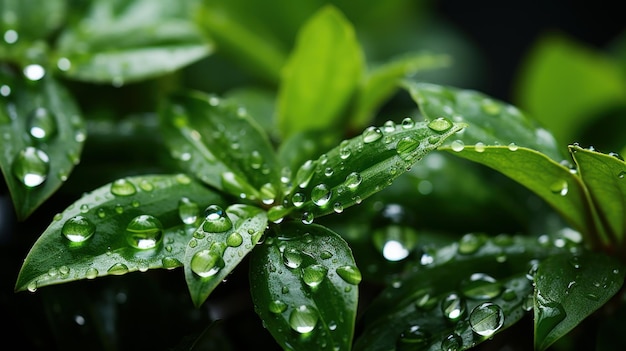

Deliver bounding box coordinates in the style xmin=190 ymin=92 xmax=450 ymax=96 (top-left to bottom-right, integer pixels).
xmin=514 ymin=34 xmax=626 ymax=146
xmin=0 ymin=72 xmax=86 ymax=220
xmin=533 ymin=250 xmax=626 ymax=351
xmin=15 ymin=174 xmax=226 ymax=292
xmin=0 ymin=0 xmax=66 ymax=41
xmin=351 ymin=52 xmax=451 ymax=130
xmin=277 ymin=5 xmax=364 ymax=139
xmin=159 ymin=91 xmax=280 ymax=203
xmin=355 ymin=234 xmax=566 ymax=351
xmin=250 ymin=222 xmax=360 ymax=351
xmin=184 ymin=204 xmax=267 ymax=307
xmin=570 ymin=145 xmax=626 ymax=246
xmin=223 ymin=87 xmax=277 ymax=139
xmin=55 ymin=0 xmax=211 ymax=84
xmin=403 ymin=81 xmax=565 ymax=161
xmin=279 ymin=118 xmax=465 ymax=221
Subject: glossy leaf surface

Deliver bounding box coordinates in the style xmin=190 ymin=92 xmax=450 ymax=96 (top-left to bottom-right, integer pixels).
xmin=15 ymin=174 xmax=225 ymax=292
xmin=250 ymin=222 xmax=360 ymax=351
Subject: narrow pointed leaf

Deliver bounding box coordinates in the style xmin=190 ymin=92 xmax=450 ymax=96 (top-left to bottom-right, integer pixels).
xmin=15 ymin=174 xmax=225 ymax=292
xmin=0 ymin=72 xmax=86 ymax=220
xmin=403 ymin=81 xmax=564 ymax=161
xmin=250 ymin=222 xmax=360 ymax=351
xmin=277 ymin=5 xmax=364 ymax=138
xmin=184 ymin=204 xmax=267 ymax=307
xmin=355 ymin=234 xmax=569 ymax=351
xmin=283 ymin=118 xmax=465 ymax=220
xmin=533 ymin=250 xmax=625 ymax=351
xmin=570 ymin=145 xmax=626 ymax=246
xmin=159 ymin=91 xmax=280 ymax=202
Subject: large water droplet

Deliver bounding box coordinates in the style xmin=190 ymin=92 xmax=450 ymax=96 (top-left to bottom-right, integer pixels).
xmin=283 ymin=248 xmax=303 ymax=269
xmin=226 ymin=232 xmax=243 ymax=247
xmin=461 ymin=273 xmax=503 ymax=300
xmin=550 ymin=179 xmax=568 ymax=196
xmin=12 ymin=146 xmax=50 ymax=187
xmin=401 ymin=118 xmax=415 ymax=129
xmin=178 ymin=197 xmax=199 ymax=224
xmin=441 ymin=293 xmax=466 ymax=321
xmin=311 ymin=184 xmax=331 ymax=207
xmin=110 ymin=178 xmax=137 ymax=196
xmin=450 ymin=140 xmax=465 ymax=152
xmin=336 ymin=265 xmax=362 ymax=285
xmin=27 ymin=107 xmax=57 ymax=141
xmin=469 ymin=302 xmax=504 ymax=337
xmin=289 ymin=305 xmax=318 ymax=333
xmin=363 ymin=126 xmax=383 ymax=143
xmin=191 ymin=249 xmax=225 ymax=278
xmin=396 ymin=325 xmax=431 ymax=350
xmin=203 ymin=205 xmax=232 ymax=232
xmin=536 ymin=295 xmax=566 ymax=337
xmin=62 ymin=215 xmax=95 ymax=243
xmin=427 ymin=117 xmax=453 ymax=133
xmin=291 ymin=192 xmax=306 ymax=207
xmin=345 ymin=172 xmax=362 ymax=190
xmin=268 ymin=300 xmax=288 ymax=314
xmin=302 ymin=264 xmax=328 ymax=289
xmin=125 ymin=215 xmax=163 ymax=250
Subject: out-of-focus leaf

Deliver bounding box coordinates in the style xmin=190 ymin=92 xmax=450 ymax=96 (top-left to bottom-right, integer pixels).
xmin=570 ymin=145 xmax=626 ymax=247
xmin=277 ymin=5 xmax=364 ymax=139
xmin=15 ymin=174 xmax=226 ymax=292
xmin=250 ymin=222 xmax=360 ymax=351
xmin=514 ymin=34 xmax=626 ymax=146
xmin=0 ymin=0 xmax=66 ymax=42
xmin=0 ymin=70 xmax=86 ymax=220
xmin=223 ymin=87 xmax=276 ymax=139
xmin=533 ymin=250 xmax=625 ymax=351
xmin=351 ymin=52 xmax=451 ymax=129
xmin=55 ymin=0 xmax=211 ymax=84
xmin=159 ymin=91 xmax=280 ymax=203
xmin=403 ymin=81 xmax=564 ymax=161
xmin=184 ymin=204 xmax=267 ymax=307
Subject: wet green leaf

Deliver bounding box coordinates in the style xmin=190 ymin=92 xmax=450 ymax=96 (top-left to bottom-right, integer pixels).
xmin=223 ymin=87 xmax=277 ymax=139
xmin=281 ymin=119 xmax=465 ymax=221
xmin=250 ymin=222 xmax=360 ymax=351
xmin=15 ymin=174 xmax=226 ymax=292
xmin=570 ymin=145 xmax=626 ymax=247
xmin=533 ymin=250 xmax=625 ymax=351
xmin=277 ymin=5 xmax=364 ymax=139
xmin=0 ymin=0 xmax=66 ymax=42
xmin=55 ymin=0 xmax=211 ymax=84
xmin=403 ymin=81 xmax=564 ymax=161
xmin=184 ymin=204 xmax=267 ymax=307
xmin=0 ymin=72 xmax=86 ymax=220
xmin=159 ymin=90 xmax=280 ymax=202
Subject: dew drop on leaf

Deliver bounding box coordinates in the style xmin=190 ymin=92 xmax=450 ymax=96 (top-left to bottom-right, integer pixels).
xmin=383 ymin=120 xmax=396 ymax=132
xmin=333 ymin=202 xmax=344 ymax=213
xmin=289 ymin=305 xmax=318 ymax=333
xmin=461 ymin=273 xmax=503 ymax=300
xmin=549 ymin=179 xmax=568 ymax=196
xmin=302 ymin=264 xmax=328 ymax=289
xmin=427 ymin=117 xmax=453 ymax=133
xmin=344 ymin=172 xmax=362 ymax=190
xmin=110 ymin=178 xmax=137 ymax=196
xmin=311 ymin=184 xmax=331 ymax=207
xmin=536 ymin=294 xmax=566 ymax=336
xmin=362 ymin=126 xmax=383 ymax=143
xmin=458 ymin=233 xmax=486 ymax=255
xmin=178 ymin=197 xmax=199 ymax=224
xmin=12 ymin=146 xmax=50 ymax=187
xmin=62 ymin=215 xmax=95 ymax=243
xmin=27 ymin=107 xmax=57 ymax=141
xmin=226 ymin=232 xmax=243 ymax=247
xmin=396 ymin=325 xmax=431 ymax=350
xmin=451 ymin=140 xmax=465 ymax=152
xmin=107 ymin=263 xmax=129 ymax=275
xmin=249 ymin=150 xmax=263 ymax=170
xmin=282 ymin=248 xmax=303 ymax=269
xmin=474 ymin=142 xmax=486 ymax=152
xmin=301 ymin=211 xmax=314 ymax=225
xmin=125 ymin=215 xmax=163 ymax=250
xmin=162 ymin=257 xmax=182 ymax=269
xmin=339 ymin=140 xmax=351 ymax=159
xmin=441 ymin=332 xmax=462 ymax=351
xmin=291 ymin=192 xmax=305 ymax=207
xmin=203 ymin=205 xmax=232 ymax=232
xmin=469 ymin=302 xmax=504 ymax=337
xmin=441 ymin=293 xmax=466 ymax=321
xmin=401 ymin=117 xmax=415 ymax=129
xmin=508 ymin=142 xmax=519 ymax=151
xmin=396 ymin=137 xmax=420 ymax=161
xmin=190 ymin=249 xmax=225 ymax=278
xmin=336 ymin=265 xmax=362 ymax=285
xmin=268 ymin=299 xmax=288 ymax=314
xmin=85 ymin=267 xmax=98 ymax=279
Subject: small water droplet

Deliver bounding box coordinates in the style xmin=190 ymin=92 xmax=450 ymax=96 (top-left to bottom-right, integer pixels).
xmin=363 ymin=126 xmax=383 ymax=143
xmin=301 ymin=212 xmax=314 ymax=225
xmin=311 ymin=184 xmax=331 ymax=207
xmin=345 ymin=172 xmax=362 ymax=190
xmin=302 ymin=264 xmax=328 ymax=289
xmin=27 ymin=107 xmax=57 ymax=141
xmin=461 ymin=273 xmax=503 ymax=300
xmin=62 ymin=215 xmax=96 ymax=243
xmin=458 ymin=233 xmax=486 ymax=255
xmin=178 ymin=197 xmax=199 ymax=224
xmin=396 ymin=325 xmax=431 ymax=350
xmin=396 ymin=137 xmax=420 ymax=161
xmin=324 ymin=167 xmax=334 ymax=177
xmin=260 ymin=183 xmax=277 ymax=205
xmin=550 ymin=179 xmax=568 ymax=196
xmin=401 ymin=118 xmax=415 ymax=129
xmin=12 ymin=146 xmax=50 ymax=187
xmin=508 ymin=142 xmax=519 ymax=151
xmin=474 ymin=142 xmax=486 ymax=152
xmin=339 ymin=140 xmax=351 ymax=159
xmin=191 ymin=249 xmax=225 ymax=278
xmin=469 ymin=302 xmax=504 ymax=337
xmin=427 ymin=117 xmax=453 ymax=133
xmin=618 ymin=171 xmax=625 ymax=179
xmin=107 ymin=263 xmax=129 ymax=275
xmin=125 ymin=215 xmax=163 ymax=250
xmin=85 ymin=267 xmax=99 ymax=279
xmin=110 ymin=178 xmax=137 ymax=196
xmin=450 ymin=140 xmax=465 ymax=152
xmin=292 ymin=193 xmax=306 ymax=207
xmin=203 ymin=205 xmax=232 ymax=232
xmin=336 ymin=265 xmax=362 ymax=285
xmin=268 ymin=300 xmax=288 ymax=314
xmin=227 ymin=232 xmax=243 ymax=247
xmin=441 ymin=293 xmax=466 ymax=321
xmin=289 ymin=305 xmax=318 ymax=333
xmin=383 ymin=120 xmax=396 ymax=132
xmin=283 ymin=248 xmax=303 ymax=269
xmin=162 ymin=257 xmax=182 ymax=269
xmin=333 ymin=202 xmax=343 ymax=213
xmin=441 ymin=333 xmax=462 ymax=351
xmin=138 ymin=179 xmax=154 ymax=192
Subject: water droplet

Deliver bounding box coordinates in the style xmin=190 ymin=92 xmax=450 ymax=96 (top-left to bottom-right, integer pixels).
xmin=289 ymin=305 xmax=318 ymax=333
xmin=283 ymin=248 xmax=303 ymax=269
xmin=320 ymin=251 xmax=333 ymax=259
xmin=396 ymin=137 xmax=420 ymax=161
xmin=268 ymin=300 xmax=287 ymax=314
xmin=363 ymin=126 xmax=383 ymax=143
xmin=441 ymin=293 xmax=466 ymax=321
xmin=301 ymin=212 xmax=314 ymax=225
xmin=508 ymin=142 xmax=519 ymax=151
xmin=339 ymin=140 xmax=351 ymax=159
xmin=125 ymin=215 xmax=163 ymax=250
xmin=469 ymin=302 xmax=504 ymax=337
xmin=191 ymin=249 xmax=225 ymax=278
xmin=311 ymin=184 xmax=331 ymax=207
xmin=260 ymin=183 xmax=277 ymax=205
xmin=162 ymin=257 xmax=182 ymax=269
xmin=333 ymin=202 xmax=343 ymax=213
xmin=474 ymin=142 xmax=486 ymax=152
xmin=401 ymin=118 xmax=415 ymax=129
xmin=383 ymin=120 xmax=396 ymax=132
xmin=302 ymin=264 xmax=328 ymax=289
xmin=618 ymin=171 xmax=625 ymax=179
xmin=336 ymin=265 xmax=362 ymax=285
xmin=536 ymin=295 xmax=566 ymax=336
xmin=550 ymin=179 xmax=568 ymax=196
xmin=396 ymin=325 xmax=431 ymax=350
xmin=441 ymin=333 xmax=462 ymax=351
xmin=461 ymin=273 xmax=503 ymax=300
xmin=107 ymin=263 xmax=129 ymax=275
xmin=203 ymin=205 xmax=232 ymax=232
xmin=450 ymin=140 xmax=465 ymax=152
xmin=85 ymin=267 xmax=98 ymax=279
xmin=27 ymin=107 xmax=57 ymax=141
xmin=175 ymin=173 xmax=192 ymax=184
xmin=110 ymin=178 xmax=136 ymax=196
xmin=23 ymin=64 xmax=46 ymax=81
xmin=345 ymin=172 xmax=362 ymax=190
xmin=178 ymin=197 xmax=199 ymax=224
xmin=62 ymin=215 xmax=95 ymax=243
xmin=458 ymin=233 xmax=486 ymax=255
xmin=481 ymin=99 xmax=501 ymax=115
xmin=295 ymin=160 xmax=316 ymax=188
xmin=324 ymin=167 xmax=334 ymax=177
xmin=292 ymin=193 xmax=306 ymax=207
xmin=227 ymin=232 xmax=243 ymax=247
xmin=139 ymin=179 xmax=154 ymax=191
xmin=502 ymin=288 xmax=517 ymax=301
xmin=250 ymin=150 xmax=263 ymax=169
xmin=427 ymin=117 xmax=453 ymax=133
xmin=12 ymin=146 xmax=50 ymax=187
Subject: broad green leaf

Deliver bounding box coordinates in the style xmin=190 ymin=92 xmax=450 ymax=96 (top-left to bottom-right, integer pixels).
xmin=15 ymin=174 xmax=226 ymax=292
xmin=250 ymin=222 xmax=360 ymax=351
xmin=276 ymin=5 xmax=364 ymax=139
xmin=515 ymin=34 xmax=626 ymax=146
xmin=0 ymin=71 xmax=86 ymax=220
xmin=223 ymin=87 xmax=277 ymax=139
xmin=55 ymin=0 xmax=211 ymax=84
xmin=0 ymin=0 xmax=66 ymax=42
xmin=533 ymin=250 xmax=625 ymax=351
xmin=351 ymin=52 xmax=451 ymax=129
xmin=570 ymin=145 xmax=626 ymax=246
xmin=403 ymin=81 xmax=564 ymax=161
xmin=184 ymin=204 xmax=267 ymax=307
xmin=276 ymin=118 xmax=465 ymax=221
xmin=445 ymin=146 xmax=603 ymax=246
xmin=355 ymin=233 xmax=568 ymax=351
xmin=159 ymin=91 xmax=280 ymax=203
